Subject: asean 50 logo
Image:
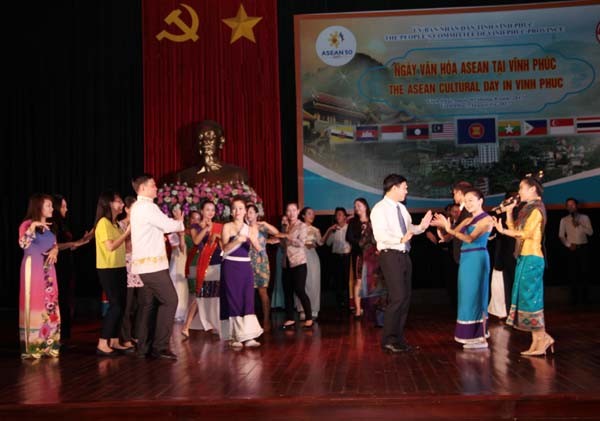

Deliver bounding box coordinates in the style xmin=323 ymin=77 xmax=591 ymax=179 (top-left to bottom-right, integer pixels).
xmin=316 ymin=26 xmax=356 ymax=67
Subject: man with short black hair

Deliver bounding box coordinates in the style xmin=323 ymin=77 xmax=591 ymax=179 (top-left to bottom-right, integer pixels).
xmin=370 ymin=174 xmax=432 ymax=353
xmin=559 ymin=197 xmax=593 ymax=306
xmin=130 ymin=174 xmax=184 ymax=359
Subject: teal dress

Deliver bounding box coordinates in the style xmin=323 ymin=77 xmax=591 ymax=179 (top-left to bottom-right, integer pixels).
xmin=454 ymin=213 xmax=491 ymax=344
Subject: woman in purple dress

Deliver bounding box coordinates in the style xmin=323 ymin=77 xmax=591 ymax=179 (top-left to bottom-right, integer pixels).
xmin=220 ymin=198 xmax=264 ymax=349
xmin=18 ymin=194 xmax=60 ymax=359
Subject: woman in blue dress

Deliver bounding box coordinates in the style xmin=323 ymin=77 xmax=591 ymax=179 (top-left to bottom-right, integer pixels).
xmin=434 ymin=188 xmax=493 ymax=349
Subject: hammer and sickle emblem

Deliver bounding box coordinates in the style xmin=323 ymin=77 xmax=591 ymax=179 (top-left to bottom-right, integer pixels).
xmin=156 ymin=3 xmax=199 ymax=42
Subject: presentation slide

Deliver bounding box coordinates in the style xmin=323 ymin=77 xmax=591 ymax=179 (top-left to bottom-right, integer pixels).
xmin=294 ymin=1 xmax=600 ymax=210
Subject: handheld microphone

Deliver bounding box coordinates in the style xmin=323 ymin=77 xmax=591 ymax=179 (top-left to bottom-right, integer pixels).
xmin=491 ymin=195 xmax=519 ymax=213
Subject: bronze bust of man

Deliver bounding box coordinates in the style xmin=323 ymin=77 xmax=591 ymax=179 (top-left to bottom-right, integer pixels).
xmin=175 ymin=120 xmax=249 ymax=184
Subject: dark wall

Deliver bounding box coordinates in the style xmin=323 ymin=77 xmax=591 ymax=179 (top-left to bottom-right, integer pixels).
xmin=2 ymin=1 xmax=143 ymax=308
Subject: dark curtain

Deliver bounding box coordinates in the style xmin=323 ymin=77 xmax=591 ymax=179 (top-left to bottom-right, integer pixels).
xmin=142 ymin=0 xmax=283 ymax=221
xmin=1 ymin=1 xmax=143 ymax=310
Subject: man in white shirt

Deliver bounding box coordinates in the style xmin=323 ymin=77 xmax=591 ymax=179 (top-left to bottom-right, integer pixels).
xmin=131 ymin=174 xmax=184 ymax=359
xmin=323 ymin=207 xmax=352 ymax=311
xmin=559 ymin=197 xmax=594 ymax=306
xmin=371 ymin=174 xmax=432 ymax=353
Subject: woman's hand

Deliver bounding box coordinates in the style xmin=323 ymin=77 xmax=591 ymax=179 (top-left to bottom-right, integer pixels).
xmin=30 ymin=221 xmax=52 ymax=233
xmin=492 ymin=216 xmax=504 ymax=234
xmin=43 ymin=246 xmax=58 ymax=266
xmin=432 ymin=213 xmax=450 ymax=231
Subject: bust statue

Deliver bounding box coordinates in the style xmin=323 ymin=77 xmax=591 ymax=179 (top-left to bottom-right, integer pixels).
xmin=175 ymin=120 xmax=249 ymax=184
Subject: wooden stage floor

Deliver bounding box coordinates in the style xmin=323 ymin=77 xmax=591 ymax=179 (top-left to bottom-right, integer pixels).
xmin=1 ymin=305 xmax=600 ymax=420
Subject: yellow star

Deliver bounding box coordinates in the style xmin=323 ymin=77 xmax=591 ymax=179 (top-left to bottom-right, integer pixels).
xmin=222 ymin=4 xmax=262 ymax=44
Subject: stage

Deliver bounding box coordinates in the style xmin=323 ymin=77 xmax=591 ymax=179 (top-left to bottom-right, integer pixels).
xmin=1 ymin=302 xmax=599 ymax=420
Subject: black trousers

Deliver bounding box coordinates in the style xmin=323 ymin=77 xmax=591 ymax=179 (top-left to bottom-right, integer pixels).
xmin=502 ymin=260 xmax=516 ymax=314
xmin=331 ymin=253 xmax=351 ymax=309
xmin=567 ymin=244 xmax=591 ymax=305
xmin=136 ymin=270 xmax=178 ymax=353
xmin=56 ymin=260 xmax=75 ymax=340
xmin=121 ymin=287 xmax=141 ymax=342
xmin=283 ymin=263 xmax=312 ymax=321
xmin=378 ymin=250 xmax=412 ymax=347
xmin=97 ymin=267 xmax=127 ymax=340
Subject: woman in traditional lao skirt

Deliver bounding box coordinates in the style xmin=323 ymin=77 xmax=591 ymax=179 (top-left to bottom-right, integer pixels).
xmin=220 ymin=198 xmax=263 ymax=348
xmin=19 ymin=194 xmax=60 ymax=359
xmin=434 ymin=189 xmax=493 ymax=349
xmin=493 ymin=175 xmax=554 ymax=356
xmin=182 ymin=202 xmax=223 ymax=337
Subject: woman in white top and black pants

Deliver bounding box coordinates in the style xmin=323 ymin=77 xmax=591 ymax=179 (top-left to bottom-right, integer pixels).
xmin=280 ymin=203 xmax=313 ymax=329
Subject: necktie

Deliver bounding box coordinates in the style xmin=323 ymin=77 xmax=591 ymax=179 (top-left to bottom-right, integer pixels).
xmin=397 ymin=204 xmax=410 ymax=251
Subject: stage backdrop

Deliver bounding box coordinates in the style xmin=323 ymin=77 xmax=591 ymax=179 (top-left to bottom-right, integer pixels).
xmin=295 ymin=0 xmax=600 ymax=210
xmin=142 ymin=0 xmax=282 ymax=219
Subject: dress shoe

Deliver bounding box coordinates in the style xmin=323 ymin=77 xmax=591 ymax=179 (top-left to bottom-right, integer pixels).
xmin=397 ymin=343 xmax=418 ymax=352
xmin=150 ymin=349 xmax=178 ymax=360
xmin=382 ymin=344 xmax=405 ymax=353
xmin=114 ymin=346 xmax=136 ymax=355
xmin=96 ymin=348 xmax=118 ymax=357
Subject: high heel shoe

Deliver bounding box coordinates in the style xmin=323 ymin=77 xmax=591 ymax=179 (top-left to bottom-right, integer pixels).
xmin=354 ymin=309 xmax=364 ymax=320
xmin=522 ymin=334 xmax=555 ymax=356
xmin=280 ymin=322 xmax=296 ymax=330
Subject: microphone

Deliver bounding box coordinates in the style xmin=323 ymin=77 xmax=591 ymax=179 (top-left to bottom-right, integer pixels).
xmin=491 ymin=195 xmax=519 ymax=213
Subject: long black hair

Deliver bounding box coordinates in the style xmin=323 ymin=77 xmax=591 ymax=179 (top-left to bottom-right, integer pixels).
xmin=95 ymin=191 xmax=121 ymax=226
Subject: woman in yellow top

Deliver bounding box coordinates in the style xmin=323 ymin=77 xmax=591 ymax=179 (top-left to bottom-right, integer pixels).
xmin=94 ymin=191 xmax=131 ymax=356
xmin=493 ymin=176 xmax=554 ymax=356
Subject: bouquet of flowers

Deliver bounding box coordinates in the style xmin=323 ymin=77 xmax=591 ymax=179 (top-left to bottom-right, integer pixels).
xmin=157 ymin=180 xmax=264 ymax=221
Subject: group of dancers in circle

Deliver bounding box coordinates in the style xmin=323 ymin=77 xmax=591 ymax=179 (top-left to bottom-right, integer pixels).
xmin=18 ymin=172 xmax=553 ymax=359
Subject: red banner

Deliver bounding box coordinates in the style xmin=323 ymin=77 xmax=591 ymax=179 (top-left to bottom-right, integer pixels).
xmin=142 ymin=0 xmax=282 ymax=219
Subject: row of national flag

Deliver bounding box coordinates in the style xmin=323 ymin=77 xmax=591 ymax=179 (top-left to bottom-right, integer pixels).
xmin=498 ymin=117 xmax=600 ymax=137
xmin=329 ymin=123 xmax=454 ymax=143
xmin=328 ymin=116 xmax=600 ymax=144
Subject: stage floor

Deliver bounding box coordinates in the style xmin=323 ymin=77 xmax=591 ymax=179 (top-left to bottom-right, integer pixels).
xmin=1 ymin=305 xmax=600 ymax=420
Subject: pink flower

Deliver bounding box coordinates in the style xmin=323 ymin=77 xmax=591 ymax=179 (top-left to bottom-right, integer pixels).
xmin=39 ymin=323 xmax=51 ymax=339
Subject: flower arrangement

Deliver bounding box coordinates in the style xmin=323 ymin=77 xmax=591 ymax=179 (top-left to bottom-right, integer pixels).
xmin=157 ymin=180 xmax=264 ymax=221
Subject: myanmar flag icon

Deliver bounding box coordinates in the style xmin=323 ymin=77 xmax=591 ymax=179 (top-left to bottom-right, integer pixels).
xmin=498 ymin=121 xmax=521 ymax=137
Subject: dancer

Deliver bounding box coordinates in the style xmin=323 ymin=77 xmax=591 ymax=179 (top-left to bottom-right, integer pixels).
xmin=119 ymin=196 xmax=144 ymax=348
xmin=94 ymin=191 xmax=132 ymax=356
xmin=18 ymin=194 xmax=60 ymax=359
xmin=51 ymin=194 xmax=92 ymax=342
xmin=131 ymin=174 xmax=184 ymax=359
xmin=280 ymin=203 xmax=313 ymax=330
xmin=220 ymin=198 xmax=264 ymax=348
xmin=434 ymin=189 xmax=493 ymax=349
xmin=182 ymin=202 xmax=223 ymax=337
xmin=346 ymin=198 xmax=371 ymax=319
xmin=493 ymin=175 xmax=554 ymax=356
xmin=168 ymin=228 xmax=188 ymax=322
xmin=370 ymin=174 xmax=432 ymax=353
xmin=322 ymin=207 xmax=352 ymax=311
xmin=297 ymin=207 xmax=321 ymax=320
xmin=246 ymin=203 xmax=279 ymax=331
